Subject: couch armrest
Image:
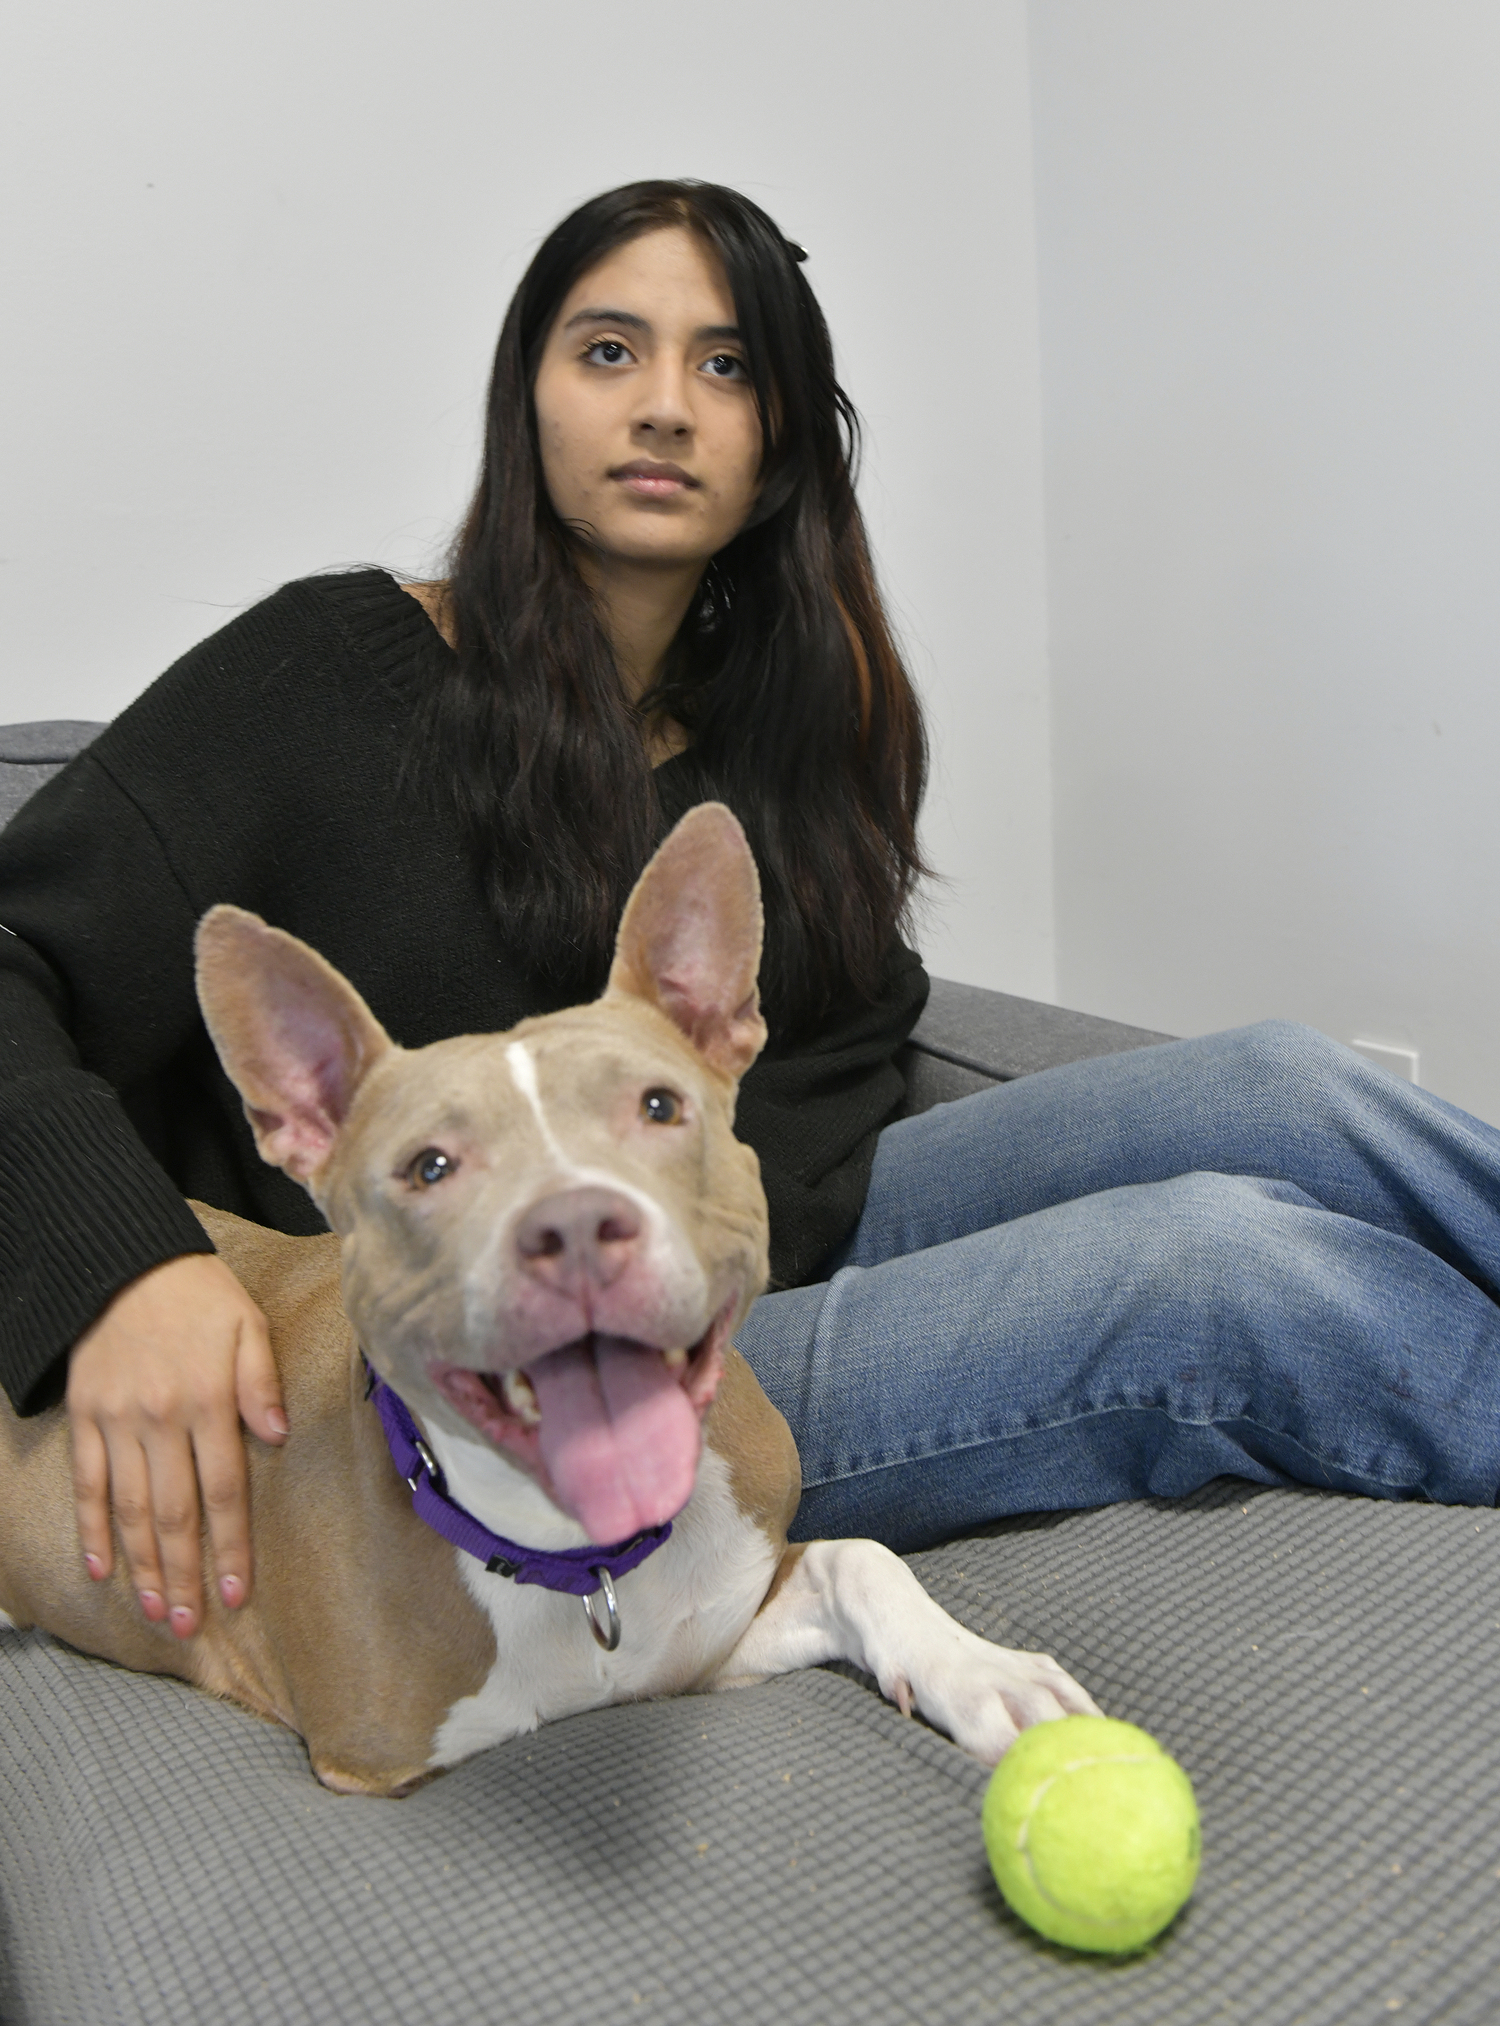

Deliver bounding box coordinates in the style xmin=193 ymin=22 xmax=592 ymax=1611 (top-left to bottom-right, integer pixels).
xmin=0 ymin=721 xmax=107 ymax=830
xmin=898 ymin=978 xmax=1174 ymax=1114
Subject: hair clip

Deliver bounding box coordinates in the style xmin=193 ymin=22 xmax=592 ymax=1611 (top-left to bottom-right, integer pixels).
xmin=787 ymin=241 xmax=809 ymax=263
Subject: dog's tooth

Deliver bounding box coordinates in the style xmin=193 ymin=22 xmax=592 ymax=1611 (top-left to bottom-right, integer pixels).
xmin=662 ymin=1347 xmax=688 ymax=1370
xmin=501 ymin=1370 xmax=541 ymax=1426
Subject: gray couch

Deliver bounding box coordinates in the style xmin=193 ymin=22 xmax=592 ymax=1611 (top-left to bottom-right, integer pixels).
xmin=1 ymin=723 xmax=1496 ymax=2026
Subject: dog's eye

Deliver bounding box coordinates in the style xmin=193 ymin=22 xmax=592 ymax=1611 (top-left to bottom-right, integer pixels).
xmin=641 ymin=1088 xmax=684 ymax=1126
xmin=407 ymin=1148 xmax=458 ymax=1188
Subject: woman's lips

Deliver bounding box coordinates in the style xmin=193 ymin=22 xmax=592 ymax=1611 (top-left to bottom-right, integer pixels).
xmin=610 ymin=460 xmax=699 ymax=500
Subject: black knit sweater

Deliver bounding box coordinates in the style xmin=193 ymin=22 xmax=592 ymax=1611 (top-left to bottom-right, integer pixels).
xmin=0 ymin=571 xmax=928 ymax=1414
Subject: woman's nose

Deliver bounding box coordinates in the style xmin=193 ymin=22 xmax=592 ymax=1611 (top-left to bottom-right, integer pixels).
xmin=632 ymin=356 xmax=694 ymax=439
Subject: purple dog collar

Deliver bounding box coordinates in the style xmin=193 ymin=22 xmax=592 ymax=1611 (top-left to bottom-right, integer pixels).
xmin=365 ymin=1361 xmax=671 ymax=1647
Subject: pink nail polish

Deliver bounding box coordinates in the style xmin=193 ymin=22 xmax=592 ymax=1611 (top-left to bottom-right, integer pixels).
xmin=219 ymin=1574 xmax=244 ymax=1609
xmin=84 ymin=1553 xmax=104 ymax=1581
xmin=169 ymin=1606 xmax=195 ymax=1638
xmin=139 ymin=1590 xmax=165 ymax=1621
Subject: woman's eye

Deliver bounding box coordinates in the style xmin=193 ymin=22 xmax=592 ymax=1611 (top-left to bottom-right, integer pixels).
xmin=641 ymin=1088 xmax=684 ymax=1126
xmin=701 ymin=353 xmax=746 ymax=381
xmin=583 ymin=338 xmax=632 ymax=367
xmin=407 ymin=1148 xmax=458 ymax=1189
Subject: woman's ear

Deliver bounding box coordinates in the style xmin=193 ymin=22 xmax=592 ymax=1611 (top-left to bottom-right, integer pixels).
xmin=194 ymin=906 xmax=395 ymax=1183
xmin=606 ymin=803 xmax=768 ymax=1082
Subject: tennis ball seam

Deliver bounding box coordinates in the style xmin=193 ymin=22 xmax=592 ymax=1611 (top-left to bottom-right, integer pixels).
xmin=1017 ymin=1752 xmax=1168 ymax=1934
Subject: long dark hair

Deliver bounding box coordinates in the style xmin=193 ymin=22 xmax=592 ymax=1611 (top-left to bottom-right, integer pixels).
xmin=425 ymin=178 xmax=927 ymax=1035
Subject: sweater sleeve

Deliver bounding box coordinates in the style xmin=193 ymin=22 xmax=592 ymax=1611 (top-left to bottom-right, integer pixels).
xmin=0 ymin=755 xmax=215 ymax=1414
xmin=735 ymin=940 xmax=930 ymax=1288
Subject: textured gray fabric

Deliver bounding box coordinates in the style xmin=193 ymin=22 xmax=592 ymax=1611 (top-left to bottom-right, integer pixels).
xmin=911 ymin=976 xmax=1174 ymax=1083
xmin=894 ymin=1043 xmax=1000 ymax=1115
xmin=0 ymin=724 xmax=105 ymax=766
xmin=0 ymin=764 xmax=62 ymax=831
xmin=0 ymin=723 xmax=104 ymax=831
xmin=2 ymin=1482 xmax=1497 ymax=2025
xmin=896 ymin=976 xmax=1172 ymax=1112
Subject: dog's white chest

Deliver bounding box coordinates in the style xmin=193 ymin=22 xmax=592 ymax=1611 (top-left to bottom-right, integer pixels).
xmin=428 ymin=1448 xmax=777 ymax=1769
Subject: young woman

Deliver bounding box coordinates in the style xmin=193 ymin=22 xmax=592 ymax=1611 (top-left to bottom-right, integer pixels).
xmin=2 ymin=180 xmax=1498 ymax=1652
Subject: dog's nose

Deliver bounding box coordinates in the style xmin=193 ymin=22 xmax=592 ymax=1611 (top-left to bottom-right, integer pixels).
xmin=514 ymin=1188 xmax=643 ymax=1293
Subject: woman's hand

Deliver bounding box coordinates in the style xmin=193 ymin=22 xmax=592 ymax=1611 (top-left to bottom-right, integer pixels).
xmin=67 ymin=1253 xmax=288 ymax=1638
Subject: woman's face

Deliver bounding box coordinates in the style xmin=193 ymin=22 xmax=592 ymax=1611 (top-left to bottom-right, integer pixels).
xmin=533 ymin=226 xmax=764 ymax=572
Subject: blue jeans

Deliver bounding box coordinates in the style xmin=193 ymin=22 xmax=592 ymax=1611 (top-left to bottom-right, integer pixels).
xmin=735 ymin=1022 xmax=1500 ymax=1552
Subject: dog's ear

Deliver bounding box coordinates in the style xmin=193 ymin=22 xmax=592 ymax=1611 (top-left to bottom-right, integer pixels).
xmin=607 ymin=803 xmax=768 ymax=1082
xmin=195 ymin=905 xmax=394 ymax=1183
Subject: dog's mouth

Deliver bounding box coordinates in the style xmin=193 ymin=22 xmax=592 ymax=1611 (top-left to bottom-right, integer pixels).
xmin=428 ymin=1302 xmax=733 ymax=1543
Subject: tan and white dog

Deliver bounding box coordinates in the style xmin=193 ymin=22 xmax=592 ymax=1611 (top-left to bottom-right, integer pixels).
xmin=0 ymin=805 xmax=1098 ymax=1794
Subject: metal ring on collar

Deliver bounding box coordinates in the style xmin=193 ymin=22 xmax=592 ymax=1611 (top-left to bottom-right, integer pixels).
xmin=581 ymin=1567 xmax=621 ymax=1652
xmin=406 ymin=1434 xmax=440 ymax=1492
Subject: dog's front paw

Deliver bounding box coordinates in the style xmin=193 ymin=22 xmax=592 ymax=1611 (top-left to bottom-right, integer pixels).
xmin=711 ymin=1538 xmax=1101 ymax=1764
xmin=883 ymin=1623 xmax=1101 ymax=1765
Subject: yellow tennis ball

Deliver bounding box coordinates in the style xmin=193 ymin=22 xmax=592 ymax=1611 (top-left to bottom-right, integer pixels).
xmin=982 ymin=1715 xmax=1200 ymax=1954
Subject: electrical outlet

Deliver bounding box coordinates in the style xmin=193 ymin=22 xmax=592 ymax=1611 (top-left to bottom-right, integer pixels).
xmin=1350 ymin=1039 xmax=1419 ymax=1085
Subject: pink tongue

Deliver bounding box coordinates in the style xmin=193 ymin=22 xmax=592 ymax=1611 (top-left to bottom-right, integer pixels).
xmin=526 ymin=1335 xmax=701 ymax=1544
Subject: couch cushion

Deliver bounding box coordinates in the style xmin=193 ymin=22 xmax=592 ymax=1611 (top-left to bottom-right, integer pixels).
xmin=2 ymin=1482 xmax=1495 ymax=2025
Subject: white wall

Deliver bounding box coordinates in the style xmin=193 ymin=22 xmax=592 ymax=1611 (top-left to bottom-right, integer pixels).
xmin=13 ymin=3 xmax=1500 ymax=1110
xmin=0 ymin=0 xmax=1055 ymax=1001
xmin=1030 ymin=1 xmax=1500 ymax=1119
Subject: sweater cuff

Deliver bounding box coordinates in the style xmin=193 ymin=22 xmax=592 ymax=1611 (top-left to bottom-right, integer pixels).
xmin=0 ymin=1073 xmax=214 ymax=1414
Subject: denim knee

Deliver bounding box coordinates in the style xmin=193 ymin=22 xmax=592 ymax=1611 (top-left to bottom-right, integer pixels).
xmin=1097 ymin=1169 xmax=1320 ymax=1345
xmin=1209 ymin=1019 xmax=1359 ymax=1105
xmin=1099 ymin=1168 xmax=1500 ymax=1486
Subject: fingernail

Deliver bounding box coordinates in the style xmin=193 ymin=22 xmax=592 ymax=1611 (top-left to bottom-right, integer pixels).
xmin=268 ymin=1409 xmax=290 ymax=1438
xmin=219 ymin=1573 xmax=245 ymax=1609
xmin=84 ymin=1553 xmax=104 ymax=1581
xmin=169 ymin=1606 xmax=195 ymax=1639
xmin=139 ymin=1590 xmax=165 ymax=1621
